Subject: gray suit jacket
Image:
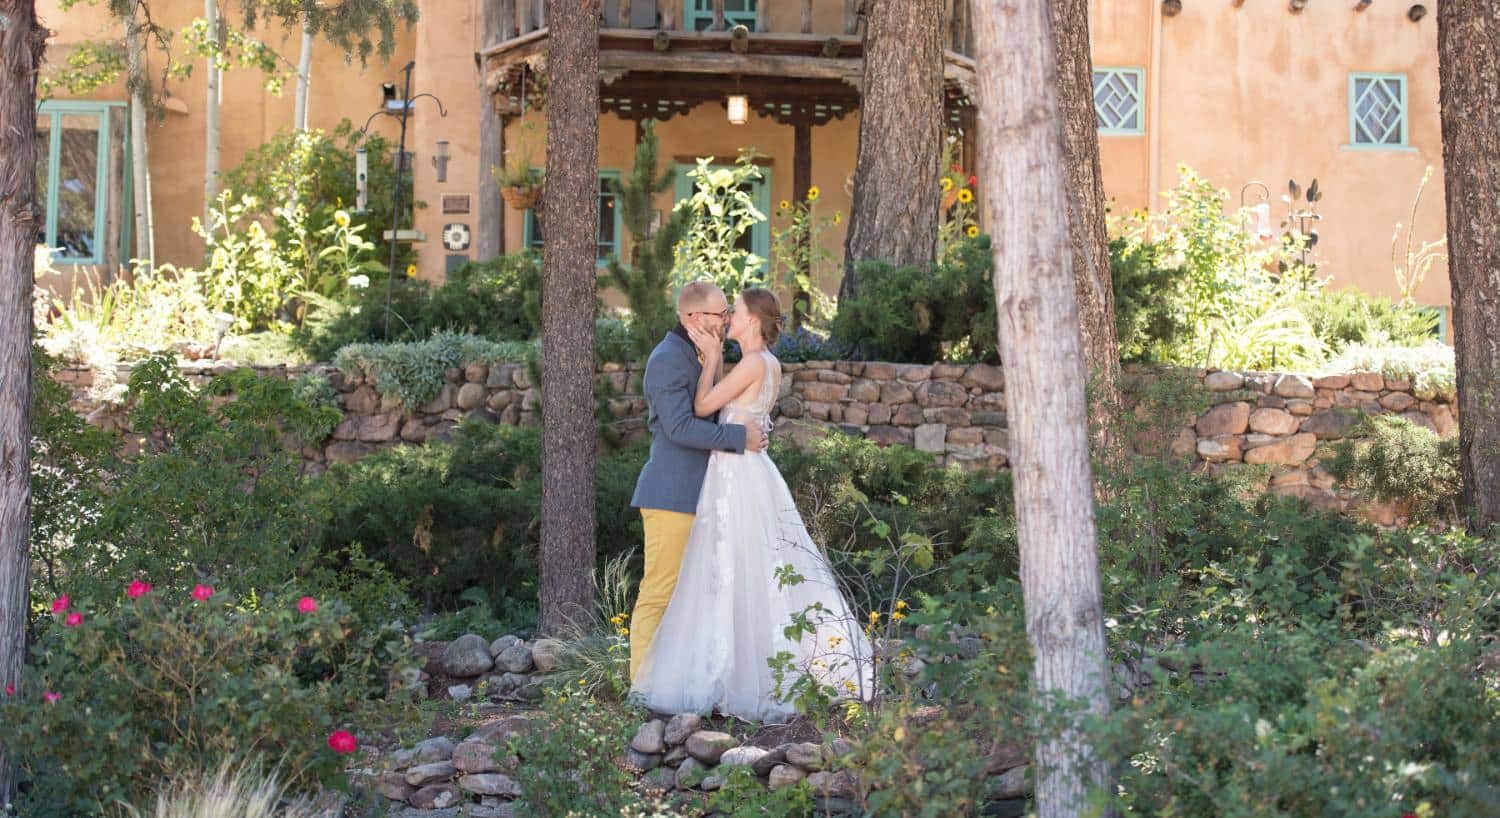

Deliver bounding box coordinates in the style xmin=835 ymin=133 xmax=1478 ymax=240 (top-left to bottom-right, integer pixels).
xmin=630 ymin=328 xmax=747 ymax=513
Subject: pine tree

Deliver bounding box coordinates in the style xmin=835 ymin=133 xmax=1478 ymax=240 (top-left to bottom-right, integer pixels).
xmin=601 ymin=120 xmax=688 ymax=360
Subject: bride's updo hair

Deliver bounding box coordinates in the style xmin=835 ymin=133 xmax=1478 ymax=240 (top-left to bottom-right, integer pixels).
xmin=740 ymin=287 xmax=783 ymax=347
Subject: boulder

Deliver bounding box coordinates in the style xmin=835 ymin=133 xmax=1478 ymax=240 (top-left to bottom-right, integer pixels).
xmin=404 ymin=761 xmax=458 ymax=787
xmin=1299 ymin=408 xmax=1359 ymax=439
xmin=806 ymin=770 xmax=858 ymax=799
xmin=1203 ymin=371 xmax=1244 ymax=391
xmin=530 ymin=638 xmax=566 ymax=672
xmin=1272 ymin=374 xmax=1315 ymax=399
xmin=784 ymin=742 xmax=825 ymax=771
xmin=1248 ymin=408 xmax=1298 ymax=435
xmin=685 ymin=731 xmax=738 ymax=764
xmin=374 ymin=771 xmax=414 ymax=801
xmin=407 ymin=784 xmax=462 ymax=811
xmin=631 ymin=719 xmax=667 ymax=755
xmin=495 ymin=643 xmax=534 ymax=674
xmin=768 ymin=764 xmax=807 ymax=791
xmin=1243 ymin=432 xmax=1317 ymax=465
xmin=1350 ymin=371 xmax=1385 ymax=391
xmin=456 ymin=382 xmax=487 ymax=411
xmin=676 ymin=757 xmax=708 ymax=790
xmin=625 ymin=749 xmax=661 ymax=771
xmin=441 ymin=634 xmax=495 ymax=678
xmin=663 ymin=713 xmax=702 ymax=746
xmin=458 ymin=773 xmax=520 ymax=797
xmin=914 ymin=423 xmax=947 ymax=453
xmin=718 ymin=746 xmax=769 ymax=768
xmin=488 ymin=635 xmax=522 ymax=658
xmin=1196 ymin=401 xmax=1250 ymax=436
xmin=993 ymin=765 xmax=1031 ymax=799
xmin=452 ymin=740 xmax=511 ymax=774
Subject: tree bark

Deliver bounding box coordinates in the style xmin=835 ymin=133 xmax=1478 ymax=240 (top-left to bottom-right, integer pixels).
xmin=1051 ymin=0 xmax=1120 ymax=454
xmin=838 ymin=0 xmax=944 ymax=302
xmin=539 ymin=0 xmax=599 ymax=635
xmin=0 ymin=0 xmax=44 ymax=799
xmin=294 ymin=16 xmax=314 ymax=130
xmin=1437 ymin=3 xmax=1500 ymax=534
xmin=125 ymin=2 xmax=154 ymax=266
xmin=974 ymin=1 xmax=1112 ymax=816
xmin=204 ymin=0 xmax=222 ymax=227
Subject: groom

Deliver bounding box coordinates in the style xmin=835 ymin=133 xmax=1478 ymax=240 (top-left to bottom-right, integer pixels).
xmin=629 ymin=281 xmax=766 ymax=681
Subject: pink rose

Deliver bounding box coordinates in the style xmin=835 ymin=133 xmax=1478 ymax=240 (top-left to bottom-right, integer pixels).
xmin=64 ymin=612 xmax=82 ymax=628
xmin=191 ymin=584 xmax=214 ymax=601
xmin=127 ymin=580 xmax=153 ymax=599
xmin=51 ymin=595 xmax=69 ymax=614
xmin=297 ymin=596 xmax=318 ymax=614
xmin=327 ymin=730 xmax=358 ymax=754
xmin=4 ymin=685 xmax=14 ymax=696
xmin=43 ymin=692 xmax=60 ymax=704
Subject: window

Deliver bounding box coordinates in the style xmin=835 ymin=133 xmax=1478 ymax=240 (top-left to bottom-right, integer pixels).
xmin=524 ymin=171 xmax=624 ymax=262
xmin=672 ymin=162 xmax=771 ymax=275
xmin=685 ymin=0 xmax=759 ymax=31
xmin=1092 ymin=67 xmax=1145 ymax=134
xmin=1349 ymin=73 xmax=1408 ymax=148
xmin=35 ymin=101 xmax=130 ymax=266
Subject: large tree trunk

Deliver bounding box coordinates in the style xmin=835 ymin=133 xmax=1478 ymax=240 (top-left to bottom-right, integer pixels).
xmin=125 ymin=2 xmax=155 ymax=266
xmin=0 ymin=0 xmax=44 ymax=799
xmin=1051 ymin=0 xmax=1120 ymax=454
xmin=1437 ymin=4 xmax=1500 ymax=534
xmin=974 ymin=1 xmax=1112 ymax=816
xmin=538 ymin=0 xmax=599 ymax=635
xmin=476 ymin=0 xmax=514 ymax=261
xmin=838 ymin=0 xmax=944 ymax=302
xmin=204 ymin=0 xmax=222 ymax=226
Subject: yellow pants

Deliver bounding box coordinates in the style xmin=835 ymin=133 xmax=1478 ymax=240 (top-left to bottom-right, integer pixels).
xmin=630 ymin=508 xmax=696 ymax=682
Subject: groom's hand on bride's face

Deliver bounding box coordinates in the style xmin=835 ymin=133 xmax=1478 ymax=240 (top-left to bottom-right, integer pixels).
xmin=744 ymin=424 xmax=766 ymax=453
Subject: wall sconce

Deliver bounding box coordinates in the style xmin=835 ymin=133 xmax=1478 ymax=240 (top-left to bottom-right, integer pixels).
xmin=432 ymin=139 xmax=450 ymax=183
xmin=1162 ymin=0 xmax=1182 ymax=16
xmin=726 ymin=94 xmax=749 ymax=125
xmin=1407 ymin=3 xmax=1427 ymax=21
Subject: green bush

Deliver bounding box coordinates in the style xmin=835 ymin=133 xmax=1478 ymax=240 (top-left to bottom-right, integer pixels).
xmin=1293 ymin=286 xmax=1440 ymax=353
xmin=309 ymin=422 xmax=647 ymax=613
xmin=0 ymin=585 xmax=416 ymax=817
xmin=830 ymin=234 xmax=996 ymax=363
xmin=1111 ymin=235 xmax=1191 ymax=363
xmin=508 ymin=689 xmax=639 ymax=817
xmin=1327 ymin=413 xmax=1462 ymax=525
xmin=332 ymin=331 xmax=532 ymax=411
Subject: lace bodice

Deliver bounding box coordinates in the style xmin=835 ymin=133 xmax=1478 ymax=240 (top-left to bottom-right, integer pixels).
xmin=720 ymin=350 xmax=781 ymax=436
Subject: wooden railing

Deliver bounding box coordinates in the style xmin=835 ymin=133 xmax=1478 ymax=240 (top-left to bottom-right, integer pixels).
xmin=489 ymin=0 xmax=975 ymax=55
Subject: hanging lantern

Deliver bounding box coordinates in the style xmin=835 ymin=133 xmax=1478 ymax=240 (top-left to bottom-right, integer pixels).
xmin=726 ymin=94 xmax=749 ymax=125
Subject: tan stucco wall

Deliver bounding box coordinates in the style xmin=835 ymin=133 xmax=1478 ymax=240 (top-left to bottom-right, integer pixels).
xmin=40 ymin=0 xmax=1452 ymax=320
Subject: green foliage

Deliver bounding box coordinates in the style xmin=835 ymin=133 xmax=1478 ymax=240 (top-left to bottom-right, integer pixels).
xmin=309 ymin=423 xmax=647 ymax=612
xmin=413 ymin=587 xmax=534 ymax=642
xmin=508 ymin=689 xmax=639 ymax=817
xmin=1293 ymin=286 xmax=1439 ymax=353
xmin=1329 ymin=341 xmax=1456 ymax=401
xmin=706 ymin=766 xmax=816 ymax=817
xmin=601 ymin=120 xmax=689 ymax=361
xmin=127 ymin=761 xmax=330 ymax=818
xmin=594 ymin=315 xmax=635 ymax=365
xmin=672 ymin=154 xmax=767 ymax=296
xmin=1327 ymin=414 xmax=1462 ymax=525
xmin=1111 ymin=235 xmax=1192 ymax=364
xmin=769 ymin=191 xmax=840 ymax=327
xmin=0 ymin=586 xmax=416 ymax=817
xmin=829 ymin=235 xmax=996 ymax=363
xmin=332 ymin=331 xmax=532 ymax=411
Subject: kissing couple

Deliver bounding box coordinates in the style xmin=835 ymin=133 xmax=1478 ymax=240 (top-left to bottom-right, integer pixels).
xmin=627 ymin=282 xmax=873 ymax=724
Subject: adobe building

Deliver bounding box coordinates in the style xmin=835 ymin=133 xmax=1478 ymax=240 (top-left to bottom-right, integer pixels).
xmin=35 ymin=0 xmax=1452 ymax=331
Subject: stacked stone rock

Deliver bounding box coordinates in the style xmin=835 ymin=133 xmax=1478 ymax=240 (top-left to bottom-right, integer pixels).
xmin=57 ymin=360 xmax=1457 ymax=517
xmin=370 ymin=714 xmax=536 ymax=818
xmin=434 ymin=633 xmax=569 ymax=705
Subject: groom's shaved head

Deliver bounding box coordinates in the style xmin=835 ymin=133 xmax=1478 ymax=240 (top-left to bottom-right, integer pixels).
xmin=677 ymin=281 xmax=726 ymax=314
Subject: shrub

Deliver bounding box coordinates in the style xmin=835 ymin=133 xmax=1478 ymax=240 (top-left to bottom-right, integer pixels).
xmin=1293 ymin=286 xmax=1440 ymax=353
xmin=332 ymin=331 xmax=532 ymax=411
xmin=416 ymin=252 xmax=540 ymax=342
xmin=508 ymin=689 xmax=639 ymax=817
xmin=125 ymin=761 xmax=328 ymax=818
xmin=1328 ymin=341 xmax=1456 ymax=401
xmin=1327 ymin=413 xmax=1462 ymax=525
xmin=672 ymin=154 xmax=767 ymax=296
xmin=771 ymin=325 xmax=853 ymax=364
xmin=1111 ymin=235 xmax=1192 ymax=363
xmin=0 ymin=584 xmax=416 ymax=817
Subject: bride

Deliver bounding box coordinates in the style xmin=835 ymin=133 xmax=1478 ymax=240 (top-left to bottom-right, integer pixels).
xmin=631 ymin=287 xmax=874 ymax=724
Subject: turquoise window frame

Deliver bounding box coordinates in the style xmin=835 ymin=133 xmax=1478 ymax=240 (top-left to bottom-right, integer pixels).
xmin=1348 ymin=72 xmax=1409 ymax=150
xmin=522 ymin=170 xmax=624 ymax=264
xmin=1092 ymin=67 xmax=1146 ymax=135
xmin=35 ymin=100 xmax=127 ymax=266
xmin=685 ymin=0 xmax=759 ymax=31
xmin=672 ymin=161 xmax=771 ymax=276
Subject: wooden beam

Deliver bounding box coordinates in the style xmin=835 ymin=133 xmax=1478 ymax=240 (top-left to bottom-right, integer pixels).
xmin=599 ymin=49 xmax=860 ymax=81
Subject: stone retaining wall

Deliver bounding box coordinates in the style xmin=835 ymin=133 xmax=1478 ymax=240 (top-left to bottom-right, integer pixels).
xmin=54 ymin=358 xmax=1458 ymax=524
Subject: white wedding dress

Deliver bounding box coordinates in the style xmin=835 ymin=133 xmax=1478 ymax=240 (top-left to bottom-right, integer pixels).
xmin=633 ymin=350 xmax=875 ymax=724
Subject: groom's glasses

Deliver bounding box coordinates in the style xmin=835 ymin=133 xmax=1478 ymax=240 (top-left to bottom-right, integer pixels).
xmin=688 ymin=309 xmax=731 ymax=319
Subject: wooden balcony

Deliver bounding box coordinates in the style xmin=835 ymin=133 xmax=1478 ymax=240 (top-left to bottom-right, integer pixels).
xmin=479 ymin=0 xmax=978 ymax=121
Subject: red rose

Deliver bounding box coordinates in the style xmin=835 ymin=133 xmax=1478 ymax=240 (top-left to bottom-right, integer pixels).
xmin=192 ymin=584 xmax=214 ymax=601
xmin=4 ymin=685 xmax=14 ymax=696
xmin=127 ymin=580 xmax=153 ymax=599
xmin=64 ymin=612 xmax=82 ymax=628
xmin=51 ymin=595 xmax=69 ymax=614
xmin=968 ymin=175 xmax=977 ymax=187
xmin=297 ymin=596 xmax=318 ymax=614
xmin=328 ymin=730 xmax=358 ymax=754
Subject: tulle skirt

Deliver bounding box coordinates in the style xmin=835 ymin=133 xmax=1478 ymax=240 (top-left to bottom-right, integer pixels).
xmin=632 ymin=450 xmax=874 ymax=723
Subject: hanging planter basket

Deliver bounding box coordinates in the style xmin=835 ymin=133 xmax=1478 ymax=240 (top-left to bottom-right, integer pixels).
xmin=502 ymin=185 xmax=542 ymax=210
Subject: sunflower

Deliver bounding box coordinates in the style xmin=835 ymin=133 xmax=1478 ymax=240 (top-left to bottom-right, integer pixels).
xmin=958 ymin=189 xmax=974 ymax=204
xmin=333 ymin=210 xmax=351 ymax=228
xmin=966 ymin=225 xmax=980 ymax=238
xmin=806 ymin=186 xmax=820 ymax=202
xmin=405 ymin=263 xmax=418 ymax=277
xmin=779 ymin=199 xmax=791 ymax=211
xmin=940 ymin=177 xmax=954 ymax=192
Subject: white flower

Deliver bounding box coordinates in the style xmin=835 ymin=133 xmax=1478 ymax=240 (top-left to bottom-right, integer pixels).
xmin=348 ymin=274 xmax=370 ymax=289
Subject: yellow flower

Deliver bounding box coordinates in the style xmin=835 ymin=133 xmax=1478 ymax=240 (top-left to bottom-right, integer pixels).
xmin=577 ymin=678 xmax=587 ymax=686
xmin=868 ymin=611 xmax=881 ymax=624
xmin=620 ymin=627 xmax=629 ymax=636
xmin=842 ymin=680 xmax=857 ymax=694
xmin=895 ymin=600 xmax=908 ymax=610
xmin=966 ymin=225 xmax=980 ymax=238
xmin=941 ymin=177 xmax=954 ymax=192
xmin=891 ymin=611 xmax=907 ymax=621
xmin=958 ymin=189 xmax=974 ymax=204
xmin=828 ymin=635 xmax=844 ymax=648
xmin=833 ymin=212 xmax=842 ymax=224
xmin=806 ymin=186 xmax=820 ymax=202
xmin=779 ymin=199 xmax=791 ymax=211
xmin=405 ymin=263 xmax=417 ymax=277
xmin=333 ymin=209 xmax=351 ymax=228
